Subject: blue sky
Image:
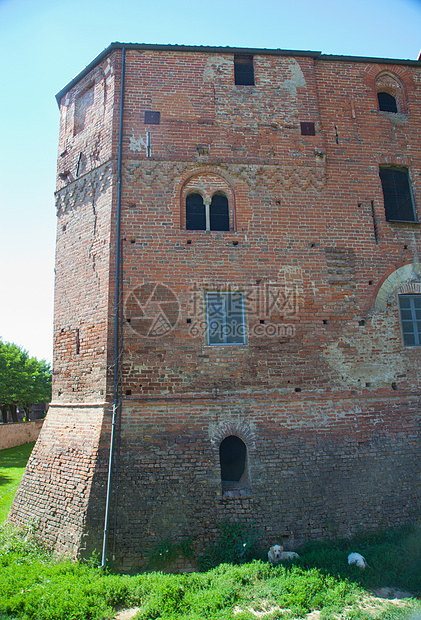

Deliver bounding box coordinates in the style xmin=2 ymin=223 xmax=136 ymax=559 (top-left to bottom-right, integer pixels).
xmin=0 ymin=0 xmax=420 ymax=363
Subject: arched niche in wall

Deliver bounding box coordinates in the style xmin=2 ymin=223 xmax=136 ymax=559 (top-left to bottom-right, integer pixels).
xmin=209 ymin=420 xmax=255 ymax=497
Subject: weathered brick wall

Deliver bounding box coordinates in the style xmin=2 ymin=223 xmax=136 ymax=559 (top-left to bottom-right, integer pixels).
xmin=52 ymin=51 xmax=122 ymax=402
xmin=9 ymin=405 xmax=108 ymax=557
xmin=79 ymin=393 xmax=419 ymax=569
xmin=9 ymin=46 xmax=421 ymax=569
xmin=0 ymin=420 xmax=44 ymax=450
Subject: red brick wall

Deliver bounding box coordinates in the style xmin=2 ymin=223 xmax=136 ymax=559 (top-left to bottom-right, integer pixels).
xmin=9 ymin=47 xmax=421 ymax=569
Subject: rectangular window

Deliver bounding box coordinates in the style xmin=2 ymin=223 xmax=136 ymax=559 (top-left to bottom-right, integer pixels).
xmin=206 ymin=292 xmax=246 ymax=345
xmin=379 ymin=167 xmax=416 ymax=222
xmin=399 ymin=295 xmax=421 ymax=346
xmin=234 ymin=55 xmax=254 ymax=86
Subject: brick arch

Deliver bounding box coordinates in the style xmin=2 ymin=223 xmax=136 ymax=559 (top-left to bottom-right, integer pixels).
xmin=209 ymin=419 xmax=256 ymax=451
xmin=375 ymin=71 xmax=407 ymax=113
xmin=374 ymin=262 xmax=421 ymax=310
xmin=363 ymin=64 xmax=414 ymax=92
xmin=178 ymin=169 xmax=237 ymax=230
xmin=363 ymin=64 xmax=417 ymax=115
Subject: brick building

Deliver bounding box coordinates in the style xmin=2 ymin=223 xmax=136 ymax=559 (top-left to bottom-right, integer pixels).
xmin=9 ymin=43 xmax=421 ymax=569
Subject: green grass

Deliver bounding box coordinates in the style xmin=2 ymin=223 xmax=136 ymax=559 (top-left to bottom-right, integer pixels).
xmin=0 ymin=524 xmax=420 ymax=620
xmin=0 ymin=442 xmax=35 ymax=523
xmin=1 ymin=446 xmax=421 ymax=619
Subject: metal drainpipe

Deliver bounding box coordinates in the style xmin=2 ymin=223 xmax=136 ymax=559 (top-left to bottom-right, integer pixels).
xmin=101 ymin=45 xmax=126 ymax=570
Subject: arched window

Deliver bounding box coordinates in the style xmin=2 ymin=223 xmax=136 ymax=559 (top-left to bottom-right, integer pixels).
xmin=210 ymin=193 xmax=229 ymax=231
xmin=186 ymin=191 xmax=230 ymax=231
xmin=373 ymin=71 xmax=407 ymax=114
xmin=219 ymin=435 xmax=247 ymax=482
xmin=377 ymin=91 xmax=398 ymax=113
xmin=186 ymin=193 xmax=206 ymax=230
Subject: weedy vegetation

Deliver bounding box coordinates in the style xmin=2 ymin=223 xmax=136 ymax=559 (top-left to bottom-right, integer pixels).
xmin=0 ymin=522 xmax=420 ymax=620
xmin=1 ymin=445 xmax=421 ymax=619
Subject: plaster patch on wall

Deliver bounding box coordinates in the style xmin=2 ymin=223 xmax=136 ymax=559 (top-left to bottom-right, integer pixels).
xmin=203 ymin=55 xmax=232 ymax=82
xmin=323 ymin=328 xmax=406 ymax=386
xmin=279 ymin=59 xmax=306 ymax=95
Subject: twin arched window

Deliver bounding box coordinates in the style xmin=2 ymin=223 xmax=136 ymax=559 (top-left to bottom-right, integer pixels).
xmin=186 ymin=192 xmax=230 ymax=231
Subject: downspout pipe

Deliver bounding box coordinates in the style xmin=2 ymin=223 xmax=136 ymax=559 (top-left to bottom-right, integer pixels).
xmin=101 ymin=45 xmax=126 ymax=570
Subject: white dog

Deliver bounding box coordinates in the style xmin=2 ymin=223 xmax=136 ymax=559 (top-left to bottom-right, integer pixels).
xmin=268 ymin=545 xmax=300 ymax=563
xmin=348 ymin=552 xmax=368 ymax=569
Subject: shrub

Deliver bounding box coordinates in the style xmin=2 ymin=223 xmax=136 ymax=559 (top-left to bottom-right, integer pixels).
xmin=198 ymin=520 xmax=263 ymax=571
xmin=145 ymin=536 xmax=194 ymax=570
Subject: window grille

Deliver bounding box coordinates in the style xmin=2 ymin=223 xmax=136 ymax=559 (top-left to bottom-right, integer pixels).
xmin=379 ymin=167 xmax=416 ymax=222
xmin=234 ymin=54 xmax=254 ymax=85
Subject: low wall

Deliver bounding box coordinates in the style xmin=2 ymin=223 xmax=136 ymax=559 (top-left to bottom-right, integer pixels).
xmin=0 ymin=420 xmax=44 ymax=450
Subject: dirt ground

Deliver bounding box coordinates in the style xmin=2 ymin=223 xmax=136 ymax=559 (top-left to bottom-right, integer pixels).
xmin=112 ymin=587 xmax=419 ymax=619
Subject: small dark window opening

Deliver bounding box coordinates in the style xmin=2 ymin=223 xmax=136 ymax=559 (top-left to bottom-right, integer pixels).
xmin=186 ymin=193 xmax=206 ymax=230
xmin=300 ymin=122 xmax=315 ymax=136
xmin=377 ymin=92 xmax=398 ymax=113
xmin=220 ymin=435 xmax=246 ymax=482
xmin=234 ymin=55 xmax=254 ymax=85
xmin=399 ymin=295 xmax=421 ymax=346
xmin=210 ymin=193 xmax=229 ymax=231
xmin=379 ymin=167 xmax=416 ymax=222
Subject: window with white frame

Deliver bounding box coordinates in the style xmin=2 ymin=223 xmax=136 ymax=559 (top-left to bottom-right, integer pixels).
xmin=206 ymin=291 xmax=246 ymax=345
xmin=399 ymin=295 xmax=421 ymax=346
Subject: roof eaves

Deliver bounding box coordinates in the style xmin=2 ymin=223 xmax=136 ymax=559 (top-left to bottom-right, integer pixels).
xmin=319 ymin=53 xmax=421 ymax=66
xmin=55 ymin=42 xmax=121 ymax=106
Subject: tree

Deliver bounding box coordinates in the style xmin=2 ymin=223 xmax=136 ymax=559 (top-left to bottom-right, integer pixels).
xmin=0 ymin=340 xmax=52 ymax=423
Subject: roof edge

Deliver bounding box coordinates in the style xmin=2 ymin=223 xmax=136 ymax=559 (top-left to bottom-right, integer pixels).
xmin=319 ymin=53 xmax=421 ymax=66
xmin=55 ymin=42 xmax=421 ymax=106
